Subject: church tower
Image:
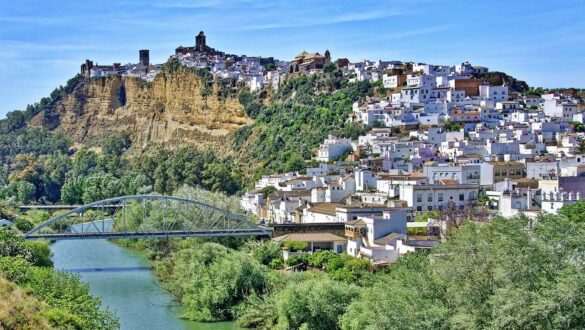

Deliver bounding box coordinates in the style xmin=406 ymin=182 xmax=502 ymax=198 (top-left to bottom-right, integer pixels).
xmin=324 ymin=49 xmax=331 ymax=63
xmin=195 ymin=31 xmax=207 ymax=52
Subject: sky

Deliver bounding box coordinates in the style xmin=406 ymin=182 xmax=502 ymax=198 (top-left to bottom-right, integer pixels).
xmin=0 ymin=0 xmax=584 ymax=117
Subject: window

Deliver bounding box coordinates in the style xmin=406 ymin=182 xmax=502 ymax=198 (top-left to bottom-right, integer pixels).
xmin=417 ymin=193 xmax=422 ymax=203
xmin=428 ymin=206 xmax=433 ymax=211
xmin=459 ymin=194 xmax=465 ymax=201
xmin=416 ymin=206 xmax=422 ymax=212
xmin=428 ymin=194 xmax=433 ymax=202
xmin=438 ymin=193 xmax=444 ymax=202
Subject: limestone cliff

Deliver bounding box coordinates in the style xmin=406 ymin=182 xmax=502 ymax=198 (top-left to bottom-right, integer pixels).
xmin=29 ymin=66 xmax=252 ymax=150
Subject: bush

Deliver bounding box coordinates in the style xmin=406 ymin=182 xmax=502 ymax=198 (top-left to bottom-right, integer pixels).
xmin=308 ymin=250 xmax=339 ymax=269
xmin=0 ymin=276 xmax=52 ymax=329
xmin=0 ymin=257 xmax=118 ymax=329
xmin=162 ymin=243 xmax=269 ymax=322
xmin=275 ymin=278 xmax=356 ymax=330
xmin=270 ymin=258 xmax=284 ymax=269
xmin=244 ymin=240 xmax=282 ymax=266
xmin=0 ymin=231 xmax=52 ymax=267
xmin=286 ymin=254 xmax=310 ymax=268
xmin=14 ymin=217 xmax=34 ymax=232
xmin=283 ymin=240 xmax=308 ymax=251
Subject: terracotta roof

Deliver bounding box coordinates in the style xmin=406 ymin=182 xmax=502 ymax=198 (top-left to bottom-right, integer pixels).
xmin=307 ymin=203 xmax=342 ymax=216
xmin=273 ymin=233 xmax=346 ymax=243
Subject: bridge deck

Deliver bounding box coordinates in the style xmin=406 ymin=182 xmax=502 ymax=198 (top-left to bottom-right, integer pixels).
xmin=19 ymin=205 xmax=120 ymax=210
xmin=25 ymin=229 xmax=272 ymax=240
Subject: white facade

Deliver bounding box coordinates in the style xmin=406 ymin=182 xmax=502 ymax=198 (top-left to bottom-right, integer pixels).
xmin=317 ymin=135 xmax=353 ymax=162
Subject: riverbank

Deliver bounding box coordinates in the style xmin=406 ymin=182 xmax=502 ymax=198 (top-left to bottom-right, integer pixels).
xmin=50 ymin=237 xmax=238 ymax=330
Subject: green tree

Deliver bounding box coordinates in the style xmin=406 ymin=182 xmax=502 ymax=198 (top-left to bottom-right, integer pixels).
xmin=15 ymin=181 xmax=36 ymax=204
xmin=101 ymin=132 xmax=131 ymax=156
xmin=60 ymin=176 xmax=84 ymax=204
xmin=559 ymin=200 xmax=585 ymax=222
xmin=341 ymin=214 xmax=585 ymax=329
xmin=259 ymin=186 xmax=277 ymax=199
xmin=275 ymin=278 xmax=356 ymax=330
xmin=162 ymin=243 xmax=269 ymax=322
xmin=81 ymin=172 xmax=123 ymax=203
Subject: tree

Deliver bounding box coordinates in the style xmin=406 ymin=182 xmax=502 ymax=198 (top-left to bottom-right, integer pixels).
xmin=0 ymin=257 xmax=119 ymax=329
xmin=341 ymin=214 xmax=585 ymax=329
xmin=15 ymin=181 xmax=36 ymax=204
xmin=275 ymin=278 xmax=356 ymax=330
xmin=559 ymin=200 xmax=585 ymax=222
xmin=371 ymin=119 xmax=384 ymax=128
xmin=60 ymin=177 xmax=83 ymax=204
xmin=101 ymin=132 xmax=131 ymax=156
xmin=81 ymin=172 xmax=123 ymax=203
xmin=201 ymin=162 xmax=240 ymax=194
xmin=260 ymin=186 xmax=277 ymax=199
xmin=323 ymin=62 xmax=337 ymax=73
xmin=434 ymin=201 xmax=490 ymax=237
xmin=162 ymin=243 xmax=269 ymax=322
xmin=244 ymin=240 xmax=282 ymax=266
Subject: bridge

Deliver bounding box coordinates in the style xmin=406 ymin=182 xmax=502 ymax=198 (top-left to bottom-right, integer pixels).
xmin=19 ymin=205 xmax=120 ymax=211
xmin=24 ymin=195 xmax=272 ymax=240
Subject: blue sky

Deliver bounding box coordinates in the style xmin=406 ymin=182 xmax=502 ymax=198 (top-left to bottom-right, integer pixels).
xmin=0 ymin=0 xmax=584 ymax=117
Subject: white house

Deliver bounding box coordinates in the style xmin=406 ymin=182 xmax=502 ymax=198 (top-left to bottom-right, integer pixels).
xmin=399 ymin=183 xmax=480 ymax=213
xmin=479 ymin=84 xmax=508 ymax=101
xmin=542 ymin=93 xmax=579 ymax=119
xmin=317 ymin=135 xmax=353 ymax=162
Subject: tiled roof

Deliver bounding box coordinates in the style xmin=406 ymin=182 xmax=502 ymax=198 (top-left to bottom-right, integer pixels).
xmin=307 ymin=203 xmax=342 ymax=216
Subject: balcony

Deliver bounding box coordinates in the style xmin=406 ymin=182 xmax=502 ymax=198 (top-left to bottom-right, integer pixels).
xmin=345 ymin=224 xmax=366 ymax=238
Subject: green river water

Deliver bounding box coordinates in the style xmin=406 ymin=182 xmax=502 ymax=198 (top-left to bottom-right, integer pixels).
xmin=51 ymin=239 xmax=238 ymax=330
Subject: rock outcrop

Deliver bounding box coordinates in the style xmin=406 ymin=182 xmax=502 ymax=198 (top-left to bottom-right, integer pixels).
xmin=29 ymin=66 xmax=251 ymax=150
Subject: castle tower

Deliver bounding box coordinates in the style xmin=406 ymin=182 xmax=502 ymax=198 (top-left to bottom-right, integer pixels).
xmin=139 ymin=49 xmax=150 ymax=66
xmin=195 ymin=31 xmax=206 ymax=52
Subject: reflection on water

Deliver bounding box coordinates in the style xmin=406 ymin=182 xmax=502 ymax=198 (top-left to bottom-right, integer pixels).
xmin=51 ymin=239 xmax=237 ymax=330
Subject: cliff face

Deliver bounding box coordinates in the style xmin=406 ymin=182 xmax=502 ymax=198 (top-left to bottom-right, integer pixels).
xmin=29 ymin=67 xmax=251 ymax=150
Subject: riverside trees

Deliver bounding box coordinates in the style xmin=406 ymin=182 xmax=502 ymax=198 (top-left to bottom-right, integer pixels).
xmin=0 ymin=230 xmax=119 ymax=329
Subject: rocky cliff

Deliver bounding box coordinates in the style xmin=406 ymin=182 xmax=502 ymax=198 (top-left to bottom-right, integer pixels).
xmin=29 ymin=66 xmax=252 ymax=150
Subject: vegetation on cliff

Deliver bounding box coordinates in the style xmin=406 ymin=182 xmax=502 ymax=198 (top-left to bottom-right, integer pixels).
xmin=234 ymin=69 xmax=374 ymax=179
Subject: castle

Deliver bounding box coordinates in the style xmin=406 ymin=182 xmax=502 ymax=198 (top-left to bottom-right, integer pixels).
xmin=81 ymin=49 xmax=150 ymax=78
xmin=175 ymin=31 xmax=223 ymax=56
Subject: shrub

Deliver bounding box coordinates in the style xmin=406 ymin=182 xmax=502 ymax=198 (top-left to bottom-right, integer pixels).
xmin=283 ymin=240 xmax=308 ymax=251
xmin=275 ymin=278 xmax=356 ymax=330
xmin=14 ymin=217 xmax=34 ymax=232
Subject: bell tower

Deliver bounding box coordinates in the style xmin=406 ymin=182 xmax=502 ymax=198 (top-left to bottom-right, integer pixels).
xmin=195 ymin=31 xmax=206 ymax=52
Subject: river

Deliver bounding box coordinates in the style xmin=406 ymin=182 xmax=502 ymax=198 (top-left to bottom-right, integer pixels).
xmin=51 ymin=238 xmax=238 ymax=330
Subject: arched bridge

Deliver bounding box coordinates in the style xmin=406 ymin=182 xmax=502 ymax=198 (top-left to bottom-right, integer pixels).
xmin=24 ymin=195 xmax=272 ymax=240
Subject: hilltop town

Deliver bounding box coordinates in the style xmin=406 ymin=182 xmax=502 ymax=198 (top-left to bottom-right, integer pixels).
xmin=2 ymin=23 xmax=585 ymax=329
xmin=22 ymin=31 xmax=585 ymax=265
